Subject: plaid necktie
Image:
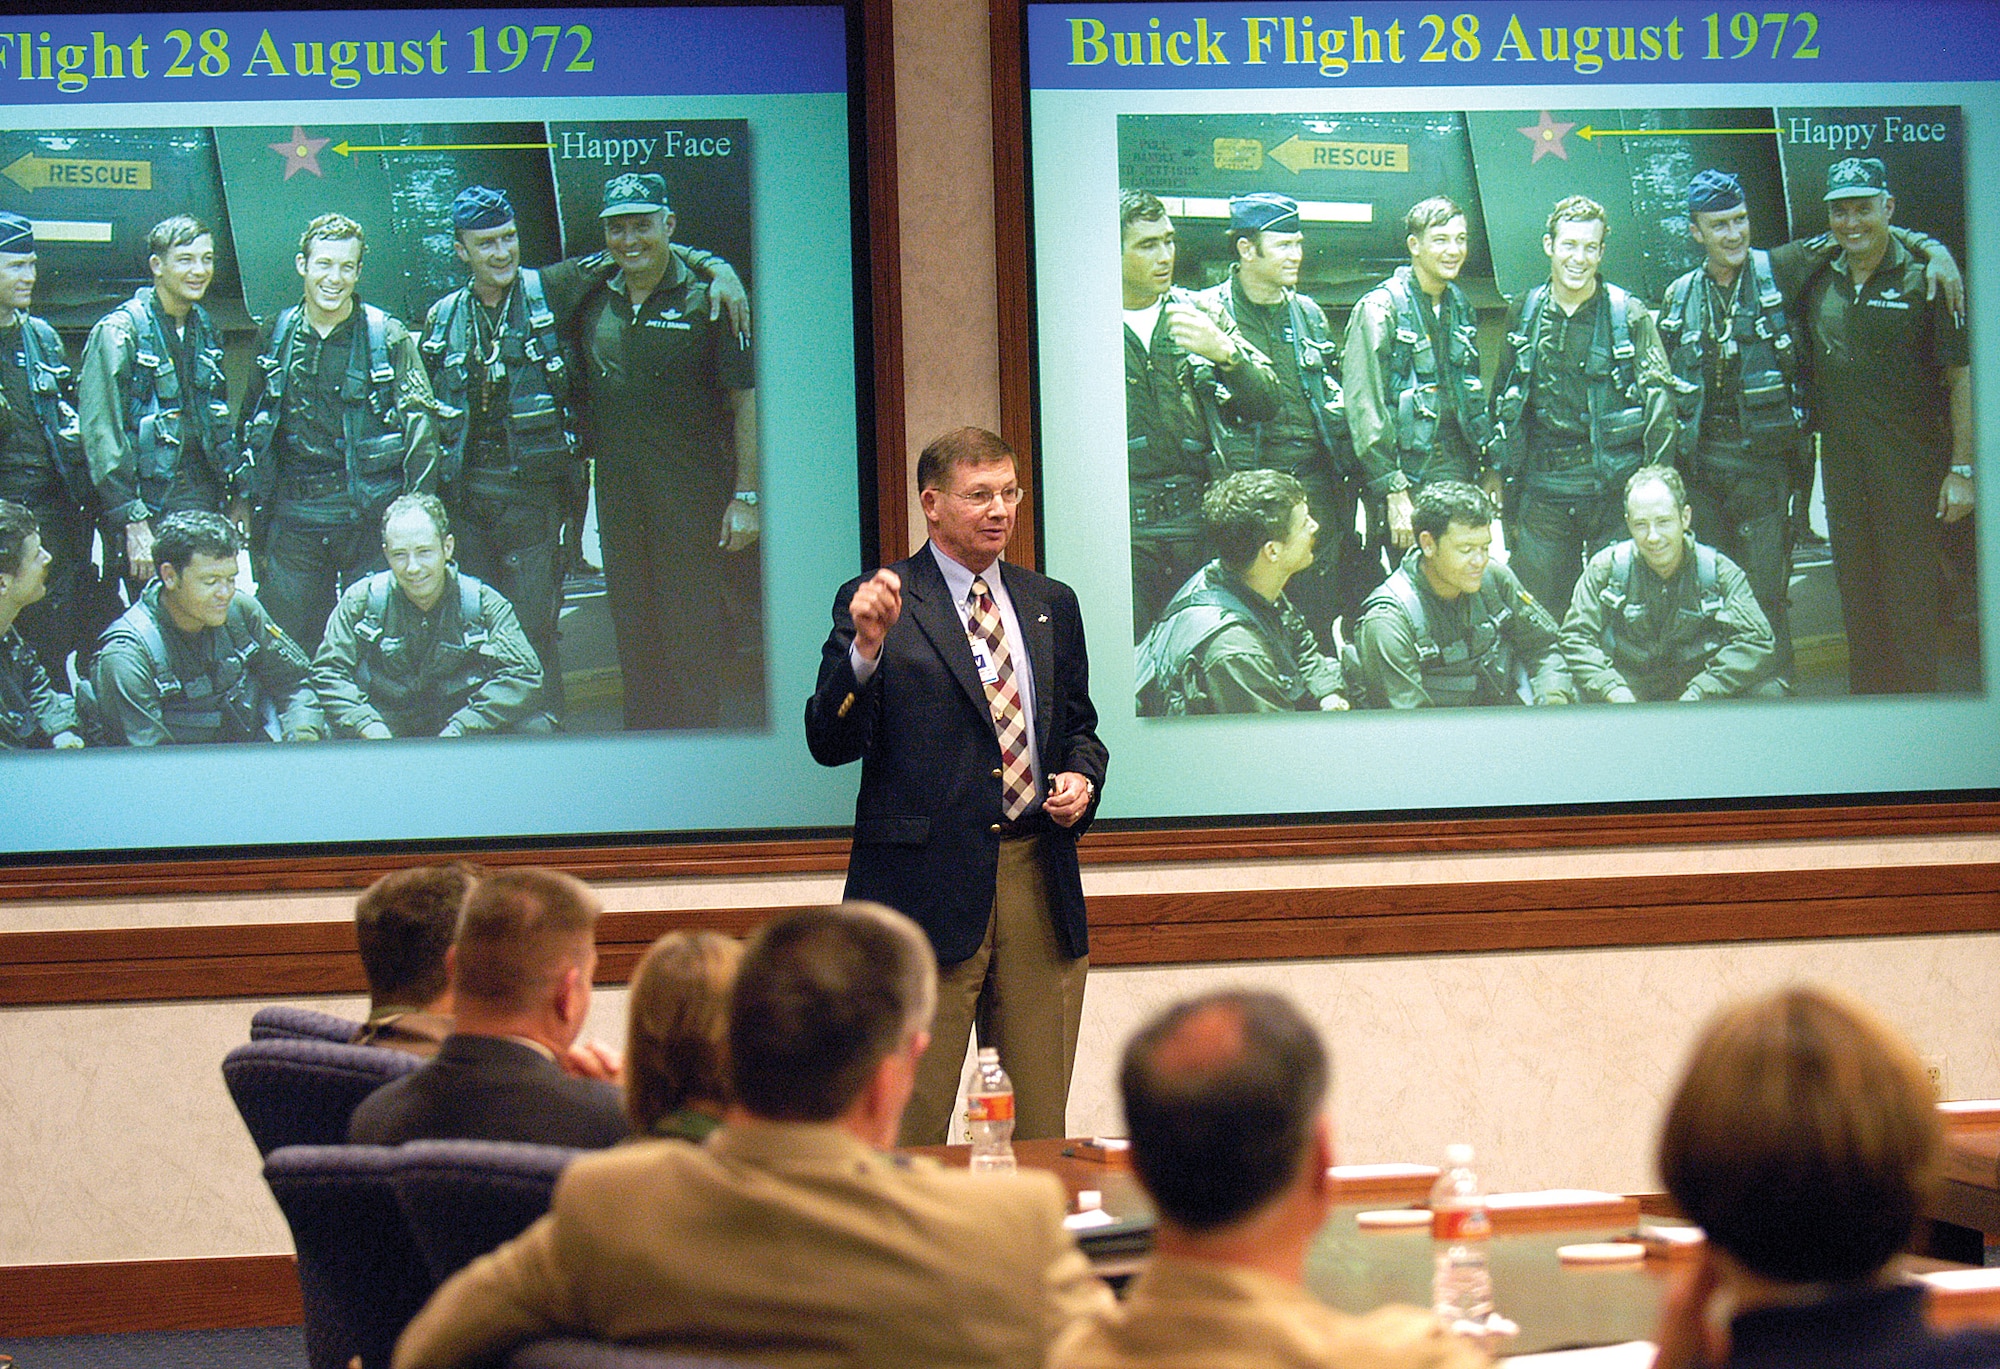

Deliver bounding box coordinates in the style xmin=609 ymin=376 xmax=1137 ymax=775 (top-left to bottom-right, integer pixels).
xmin=966 ymin=577 xmax=1035 ymax=821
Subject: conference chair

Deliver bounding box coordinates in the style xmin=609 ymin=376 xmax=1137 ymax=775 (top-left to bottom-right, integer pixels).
xmin=265 ymin=1144 xmax=434 ymax=1369
xmin=250 ymin=1005 xmax=363 ymax=1044
xmin=222 ymin=1037 xmax=419 ymax=1155
xmin=509 ymin=1341 xmax=769 ymax=1369
xmin=392 ymin=1139 xmax=582 ymax=1283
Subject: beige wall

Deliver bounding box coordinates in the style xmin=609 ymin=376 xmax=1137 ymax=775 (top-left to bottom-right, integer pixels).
xmin=3 ymin=0 xmax=1996 ymax=1272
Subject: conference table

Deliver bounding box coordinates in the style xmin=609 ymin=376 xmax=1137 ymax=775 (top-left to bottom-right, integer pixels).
xmin=911 ymin=1139 xmax=1666 ymax=1357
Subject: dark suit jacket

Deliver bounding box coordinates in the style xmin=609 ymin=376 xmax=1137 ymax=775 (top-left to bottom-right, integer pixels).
xmin=347 ymin=1033 xmax=629 ymax=1149
xmin=805 ymin=544 xmax=1107 ymax=964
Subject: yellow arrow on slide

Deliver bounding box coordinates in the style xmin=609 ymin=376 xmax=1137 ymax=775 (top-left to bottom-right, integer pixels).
xmin=333 ymin=141 xmax=553 ymax=156
xmin=2 ymin=152 xmax=152 ymax=192
xmin=1576 ymin=125 xmax=1779 ymax=141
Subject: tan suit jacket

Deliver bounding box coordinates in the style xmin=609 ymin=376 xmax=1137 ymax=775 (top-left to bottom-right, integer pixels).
xmin=393 ymin=1119 xmax=1111 ymax=1369
xmin=1046 ymin=1257 xmax=1486 ymax=1369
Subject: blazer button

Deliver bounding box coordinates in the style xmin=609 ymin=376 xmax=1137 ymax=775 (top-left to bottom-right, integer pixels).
xmin=991 ymin=768 xmax=1002 ymax=778
xmin=990 ymin=824 xmax=1002 ymax=834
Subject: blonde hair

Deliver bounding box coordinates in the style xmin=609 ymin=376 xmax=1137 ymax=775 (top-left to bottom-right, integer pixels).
xmin=624 ymin=930 xmax=743 ymax=1132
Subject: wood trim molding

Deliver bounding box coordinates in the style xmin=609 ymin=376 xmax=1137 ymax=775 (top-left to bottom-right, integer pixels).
xmin=7 ymin=862 xmax=1997 ymax=1008
xmin=0 ymin=1255 xmax=302 ymax=1336
xmin=3 ymin=799 xmax=1992 ymax=902
xmin=989 ymin=0 xmax=1040 ymax=570
xmin=862 ymin=0 xmax=910 ymax=564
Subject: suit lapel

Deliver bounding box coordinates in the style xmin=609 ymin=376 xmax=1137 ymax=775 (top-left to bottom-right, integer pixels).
xmin=1001 ymin=563 xmax=1056 ymax=752
xmin=904 ymin=545 xmax=990 ymax=720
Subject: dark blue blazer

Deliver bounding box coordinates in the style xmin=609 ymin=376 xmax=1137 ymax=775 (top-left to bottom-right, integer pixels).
xmin=347 ymin=1034 xmax=628 ymax=1150
xmin=805 ymin=545 xmax=1108 ymax=964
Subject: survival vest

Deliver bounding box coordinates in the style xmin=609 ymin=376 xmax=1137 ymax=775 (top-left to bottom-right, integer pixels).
xmin=81 ymin=592 xmax=275 ymax=743
xmin=1659 ymin=249 xmax=1802 ymax=459
xmin=1345 ymin=563 xmax=1529 ymax=708
xmin=1202 ymin=277 xmax=1353 ymax=479
xmin=240 ymin=304 xmax=405 ymax=510
xmin=420 ymin=269 xmax=577 ymax=485
xmin=1374 ymin=266 xmax=1491 ymax=462
xmin=347 ymin=569 xmax=497 ymax=728
xmin=1491 ymin=282 xmax=1648 ymax=486
xmin=1134 ymin=566 xmax=1315 ymax=715
xmin=1595 ymin=540 xmax=1726 ymax=672
xmin=109 ymin=292 xmax=233 ymax=510
xmin=10 ymin=314 xmax=91 ymax=506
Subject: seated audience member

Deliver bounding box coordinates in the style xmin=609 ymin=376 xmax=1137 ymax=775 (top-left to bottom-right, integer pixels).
xmin=349 ymin=867 xmax=626 ymax=1148
xmin=624 ymin=929 xmax=742 ymax=1141
xmin=1654 ymin=985 xmax=2000 ymax=1369
xmin=352 ymin=863 xmax=477 ymax=1056
xmin=1050 ymin=990 xmax=1482 ymax=1369
xmin=0 ymin=500 xmax=82 ymax=749
xmin=393 ymin=901 xmax=1111 ymax=1369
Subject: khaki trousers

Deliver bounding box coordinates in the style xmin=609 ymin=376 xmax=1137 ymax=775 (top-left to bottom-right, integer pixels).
xmin=899 ymin=835 xmax=1087 ymax=1145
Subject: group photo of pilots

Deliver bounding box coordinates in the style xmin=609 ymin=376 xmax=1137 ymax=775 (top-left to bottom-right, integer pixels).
xmin=1122 ymin=107 xmax=1976 ymax=716
xmin=0 ymin=118 xmax=763 ymax=752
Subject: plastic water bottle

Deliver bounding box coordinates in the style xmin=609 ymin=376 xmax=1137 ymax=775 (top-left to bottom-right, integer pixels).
xmin=967 ymin=1046 xmax=1017 ymax=1172
xmin=1430 ymin=1143 xmax=1494 ymax=1333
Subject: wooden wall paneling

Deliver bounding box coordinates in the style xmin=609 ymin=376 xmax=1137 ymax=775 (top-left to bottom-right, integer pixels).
xmin=0 ymin=1256 xmax=303 ymax=1336
xmin=9 ymin=863 xmax=1998 ymax=1008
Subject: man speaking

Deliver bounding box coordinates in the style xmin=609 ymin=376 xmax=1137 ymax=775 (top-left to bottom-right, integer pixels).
xmin=806 ymin=427 xmax=1107 ymax=1145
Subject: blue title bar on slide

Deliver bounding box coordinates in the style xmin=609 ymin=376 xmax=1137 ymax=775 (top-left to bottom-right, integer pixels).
xmin=0 ymin=6 xmax=848 ymax=104
xmin=1029 ymin=1 xmax=2000 ymax=88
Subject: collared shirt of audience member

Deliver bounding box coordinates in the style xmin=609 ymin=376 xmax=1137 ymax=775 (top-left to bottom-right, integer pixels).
xmin=353 ymin=863 xmax=479 ymax=1058
xmin=1351 ymin=481 xmax=1572 ymax=709
xmin=1489 ymin=195 xmax=1677 ymax=618
xmin=1135 ymin=468 xmax=1347 ymax=715
xmin=1559 ymin=465 xmax=1780 ymax=703
xmin=78 ymin=214 xmax=242 ymax=596
xmin=84 ymin=510 xmax=322 ymax=746
xmin=394 ymin=901 xmax=1111 ymax=1369
xmin=1652 ymin=984 xmax=2000 ymax=1369
xmin=1050 ymin=989 xmax=1484 ymax=1369
xmin=623 ymin=929 xmax=741 ymax=1144
xmin=349 ymin=866 xmax=627 ymax=1150
xmin=1194 ymin=192 xmax=1356 ymax=642
xmin=0 ymin=209 xmax=109 ymax=685
xmin=0 ymin=499 xmax=81 ymax=749
xmin=1122 ymin=188 xmax=1280 ymax=639
xmin=311 ymin=492 xmax=547 ymax=739
xmin=1344 ymin=196 xmax=1495 ymax=583
xmin=570 ymin=171 xmax=758 ymax=731
xmin=237 ymin=212 xmax=441 ymax=656
xmin=1796 ymin=157 xmax=1973 ymax=695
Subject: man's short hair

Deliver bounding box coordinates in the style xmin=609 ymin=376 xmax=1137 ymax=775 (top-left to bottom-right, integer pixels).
xmin=1405 ymin=196 xmax=1464 ymax=238
xmin=1120 ymin=188 xmax=1168 ymax=237
xmin=451 ymin=868 xmax=601 ymax=1015
xmin=915 ymin=426 xmax=1015 ymax=494
xmin=152 ymin=510 xmax=241 ymax=574
xmin=1205 ymin=469 xmax=1306 ymax=572
xmin=1411 ymin=481 xmax=1494 ymax=544
xmin=147 ymin=214 xmax=210 ymax=259
xmin=354 ymin=864 xmax=478 ymax=1007
xmin=1625 ymin=464 xmax=1688 ymax=512
xmin=383 ymin=491 xmax=451 ymax=542
xmin=625 ymin=930 xmax=743 ymax=1133
xmin=727 ymin=902 xmax=936 ymax=1123
xmin=299 ymin=212 xmax=365 ymax=260
xmin=0 ymin=499 xmax=38 ymax=578
xmin=1546 ymin=195 xmax=1608 ymax=241
xmin=1121 ymin=991 xmax=1329 ymax=1232
xmin=1658 ymin=985 xmax=1939 ymax=1283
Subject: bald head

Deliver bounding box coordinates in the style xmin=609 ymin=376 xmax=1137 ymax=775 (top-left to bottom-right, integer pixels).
xmin=1120 ymin=990 xmax=1328 ymax=1231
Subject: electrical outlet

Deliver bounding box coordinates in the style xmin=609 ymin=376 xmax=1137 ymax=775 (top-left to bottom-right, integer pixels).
xmin=1921 ymin=1055 xmax=1949 ymax=1100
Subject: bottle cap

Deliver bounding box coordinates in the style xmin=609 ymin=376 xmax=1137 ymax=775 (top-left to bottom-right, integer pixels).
xmin=977 ymin=1046 xmax=1000 ymax=1063
xmin=1446 ymin=1143 xmax=1474 ymax=1165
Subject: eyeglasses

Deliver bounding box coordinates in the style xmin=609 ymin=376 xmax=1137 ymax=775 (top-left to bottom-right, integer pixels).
xmin=946 ymin=485 xmax=1025 ymax=508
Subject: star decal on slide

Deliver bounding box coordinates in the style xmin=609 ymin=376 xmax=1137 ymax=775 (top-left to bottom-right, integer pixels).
xmin=269 ymin=126 xmax=331 ymax=180
xmin=1518 ymin=111 xmax=1577 ymax=164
